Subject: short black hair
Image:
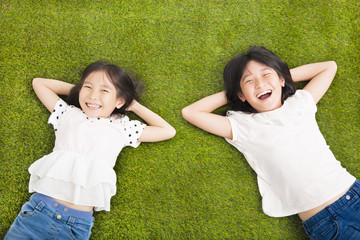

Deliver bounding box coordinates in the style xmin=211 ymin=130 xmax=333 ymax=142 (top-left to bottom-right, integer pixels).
xmin=67 ymin=61 xmax=141 ymax=115
xmin=223 ymin=46 xmax=296 ymax=113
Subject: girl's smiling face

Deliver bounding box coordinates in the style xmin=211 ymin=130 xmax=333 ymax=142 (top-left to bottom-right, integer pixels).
xmin=238 ymin=60 xmax=285 ymax=113
xmin=79 ymin=70 xmax=124 ymax=118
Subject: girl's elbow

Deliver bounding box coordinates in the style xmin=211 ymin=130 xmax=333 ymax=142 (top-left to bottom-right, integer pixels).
xmin=32 ymin=78 xmax=42 ymax=89
xmin=158 ymin=126 xmax=176 ymax=141
xmin=168 ymin=126 xmax=176 ymax=139
xmin=32 ymin=77 xmax=40 ymax=85
xmin=181 ymin=106 xmax=192 ymax=121
xmin=329 ymin=61 xmax=337 ymax=72
xmin=32 ymin=77 xmax=45 ymax=87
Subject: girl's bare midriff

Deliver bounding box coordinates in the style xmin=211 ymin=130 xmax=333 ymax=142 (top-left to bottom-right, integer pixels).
xmin=52 ymin=197 xmax=94 ymax=212
xmin=298 ymin=186 xmax=351 ymax=222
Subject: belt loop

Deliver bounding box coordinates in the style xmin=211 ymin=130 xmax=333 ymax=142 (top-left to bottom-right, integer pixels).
xmin=35 ymin=201 xmax=46 ymax=212
xmin=352 ymin=180 xmax=360 ymax=195
xmin=67 ymin=216 xmax=75 ymax=226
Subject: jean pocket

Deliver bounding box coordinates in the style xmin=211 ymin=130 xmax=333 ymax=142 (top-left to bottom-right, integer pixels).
xmin=309 ymin=218 xmax=340 ymax=240
xmin=67 ymin=223 xmax=93 ymax=240
xmin=19 ymin=201 xmax=38 ymax=218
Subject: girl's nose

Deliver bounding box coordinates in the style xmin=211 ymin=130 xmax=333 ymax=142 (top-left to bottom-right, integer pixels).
xmin=89 ymin=90 xmax=98 ymax=100
xmin=254 ymin=78 xmax=264 ymax=89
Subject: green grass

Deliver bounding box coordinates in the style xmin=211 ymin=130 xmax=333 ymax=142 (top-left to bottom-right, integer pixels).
xmin=1 ymin=0 xmax=359 ymax=239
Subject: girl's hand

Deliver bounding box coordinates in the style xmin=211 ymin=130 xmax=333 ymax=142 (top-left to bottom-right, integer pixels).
xmin=32 ymin=78 xmax=75 ymax=112
xmin=290 ymin=61 xmax=337 ymax=103
xmin=129 ymin=100 xmax=176 ymax=142
xmin=182 ymin=91 xmax=233 ymax=139
xmin=126 ymin=99 xmax=139 ymax=112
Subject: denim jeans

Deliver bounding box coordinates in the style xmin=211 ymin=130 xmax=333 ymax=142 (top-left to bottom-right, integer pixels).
xmin=5 ymin=193 xmax=94 ymax=240
xmin=302 ymin=180 xmax=360 ymax=240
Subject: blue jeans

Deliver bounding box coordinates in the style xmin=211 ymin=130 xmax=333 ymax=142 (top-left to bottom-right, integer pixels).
xmin=302 ymin=180 xmax=360 ymax=240
xmin=5 ymin=193 xmax=94 ymax=240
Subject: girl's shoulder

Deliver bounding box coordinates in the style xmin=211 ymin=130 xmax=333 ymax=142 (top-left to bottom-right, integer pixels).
xmin=111 ymin=114 xmax=146 ymax=130
xmin=287 ymin=90 xmax=316 ymax=110
xmin=291 ymin=89 xmax=313 ymax=101
xmin=48 ymin=98 xmax=94 ymax=128
xmin=48 ymin=98 xmax=71 ymax=128
xmin=111 ymin=114 xmax=146 ymax=148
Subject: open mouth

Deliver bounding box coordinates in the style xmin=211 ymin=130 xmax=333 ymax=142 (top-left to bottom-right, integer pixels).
xmin=257 ymin=90 xmax=272 ymax=100
xmin=86 ymin=103 xmax=102 ymax=109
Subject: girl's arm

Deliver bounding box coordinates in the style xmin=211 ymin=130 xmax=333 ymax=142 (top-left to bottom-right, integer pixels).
xmin=128 ymin=100 xmax=176 ymax=142
xmin=181 ymin=91 xmax=233 ymax=139
xmin=290 ymin=61 xmax=337 ymax=103
xmin=32 ymin=78 xmax=75 ymax=112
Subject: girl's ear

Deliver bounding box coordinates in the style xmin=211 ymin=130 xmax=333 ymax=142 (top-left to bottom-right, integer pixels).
xmin=280 ymin=77 xmax=285 ymax=87
xmin=237 ymin=93 xmax=246 ymax=102
xmin=116 ymin=98 xmax=125 ymax=109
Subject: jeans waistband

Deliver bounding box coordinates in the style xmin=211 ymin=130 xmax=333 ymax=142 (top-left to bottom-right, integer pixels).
xmin=303 ymin=179 xmax=360 ymax=229
xmin=33 ymin=193 xmax=93 ymax=220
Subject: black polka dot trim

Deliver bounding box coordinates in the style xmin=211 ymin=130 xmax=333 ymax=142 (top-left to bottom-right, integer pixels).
xmin=49 ymin=99 xmax=69 ymax=131
xmin=121 ymin=117 xmax=146 ymax=147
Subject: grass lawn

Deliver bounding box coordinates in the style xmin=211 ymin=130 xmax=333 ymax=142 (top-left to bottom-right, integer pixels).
xmin=1 ymin=0 xmax=359 ymax=239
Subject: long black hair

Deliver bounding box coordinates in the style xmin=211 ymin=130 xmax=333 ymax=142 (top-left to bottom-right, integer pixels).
xmin=67 ymin=61 xmax=141 ymax=115
xmin=223 ymin=46 xmax=296 ymax=113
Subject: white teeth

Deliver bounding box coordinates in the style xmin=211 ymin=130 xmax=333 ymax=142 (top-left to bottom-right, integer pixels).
xmin=87 ymin=103 xmax=101 ymax=108
xmin=257 ymin=90 xmax=272 ymax=98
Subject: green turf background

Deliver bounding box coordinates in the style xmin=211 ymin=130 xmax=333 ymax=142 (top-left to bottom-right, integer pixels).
xmin=1 ymin=0 xmax=359 ymax=239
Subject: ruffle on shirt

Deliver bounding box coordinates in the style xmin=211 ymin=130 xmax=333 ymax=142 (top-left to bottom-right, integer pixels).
xmin=28 ymin=150 xmax=116 ymax=211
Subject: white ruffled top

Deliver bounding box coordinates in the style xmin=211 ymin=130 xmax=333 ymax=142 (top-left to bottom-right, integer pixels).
xmin=28 ymin=99 xmax=146 ymax=211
